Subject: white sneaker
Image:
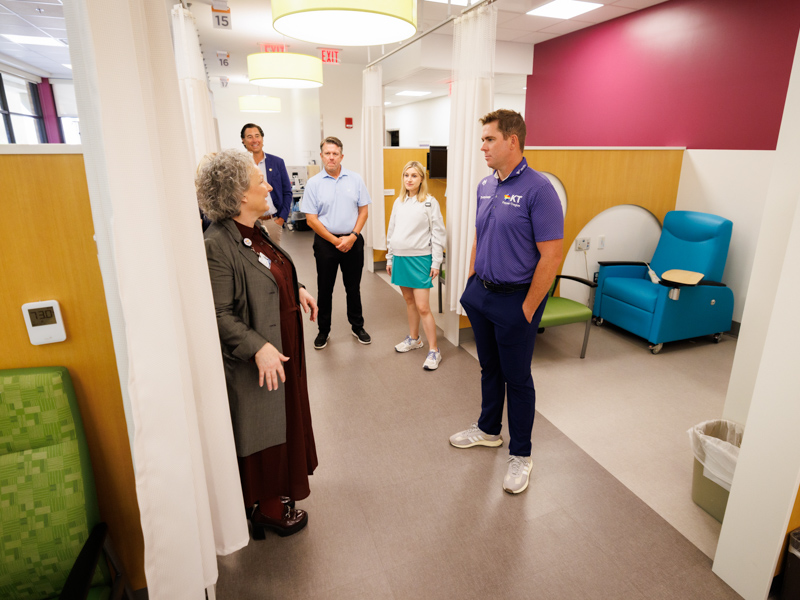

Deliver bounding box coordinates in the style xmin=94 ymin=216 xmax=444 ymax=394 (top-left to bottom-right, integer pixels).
xmin=449 ymin=423 xmax=503 ymax=448
xmin=423 ymin=349 xmax=442 ymax=371
xmin=395 ymin=335 xmax=423 ymax=353
xmin=503 ymin=455 xmax=532 ymax=494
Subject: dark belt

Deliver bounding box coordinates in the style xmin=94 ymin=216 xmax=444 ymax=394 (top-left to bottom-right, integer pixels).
xmin=478 ymin=277 xmax=529 ymax=294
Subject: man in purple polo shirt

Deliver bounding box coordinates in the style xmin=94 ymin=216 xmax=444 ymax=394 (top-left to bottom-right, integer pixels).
xmin=450 ymin=109 xmax=564 ymax=494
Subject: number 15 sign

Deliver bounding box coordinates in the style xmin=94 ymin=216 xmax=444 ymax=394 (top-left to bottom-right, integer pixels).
xmin=212 ymin=7 xmax=231 ymax=29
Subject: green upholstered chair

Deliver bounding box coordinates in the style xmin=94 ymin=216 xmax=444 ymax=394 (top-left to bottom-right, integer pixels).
xmin=0 ymin=366 xmax=132 ymax=600
xmin=539 ymin=275 xmax=598 ymax=359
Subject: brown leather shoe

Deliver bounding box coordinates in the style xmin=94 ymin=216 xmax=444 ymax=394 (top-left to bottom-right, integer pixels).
xmin=251 ymin=505 xmax=308 ymax=539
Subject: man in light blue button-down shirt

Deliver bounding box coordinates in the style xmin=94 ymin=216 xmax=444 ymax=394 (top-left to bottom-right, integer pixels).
xmin=303 ymin=136 xmax=372 ymax=349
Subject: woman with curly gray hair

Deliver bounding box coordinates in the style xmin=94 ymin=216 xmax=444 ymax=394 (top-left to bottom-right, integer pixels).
xmin=198 ymin=148 xmax=318 ymax=538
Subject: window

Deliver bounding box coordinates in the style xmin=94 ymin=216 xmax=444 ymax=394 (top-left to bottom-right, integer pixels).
xmin=52 ymin=80 xmax=81 ymax=144
xmin=0 ymin=72 xmax=46 ymax=144
xmin=60 ymin=116 xmax=81 ymax=144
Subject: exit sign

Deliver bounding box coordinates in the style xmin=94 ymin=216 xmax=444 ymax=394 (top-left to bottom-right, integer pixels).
xmin=259 ymin=43 xmax=286 ymax=53
xmin=321 ymin=48 xmax=340 ymax=64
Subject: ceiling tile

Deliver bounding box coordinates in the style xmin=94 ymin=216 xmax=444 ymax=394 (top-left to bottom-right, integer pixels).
xmin=0 ymin=23 xmax=47 ymax=36
xmin=38 ymin=27 xmax=67 ymax=36
xmin=22 ymin=15 xmax=65 ymax=28
xmin=3 ymin=0 xmax=64 ymax=5
xmin=515 ymin=14 xmax=562 ymax=30
xmin=539 ymin=20 xmax=595 ymax=35
xmin=512 ymin=31 xmax=559 ymax=45
xmin=496 ymin=27 xmax=532 ymax=42
xmin=2 ymin=3 xmax=64 ymax=18
xmin=496 ymin=10 xmax=527 ymax=26
xmin=609 ymin=0 xmax=669 ymax=9
xmin=0 ymin=13 xmax=28 ymax=26
xmin=571 ymin=5 xmax=635 ymax=24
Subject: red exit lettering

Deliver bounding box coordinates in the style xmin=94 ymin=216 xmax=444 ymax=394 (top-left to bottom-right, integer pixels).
xmin=321 ymin=48 xmax=340 ymax=64
xmin=259 ymin=43 xmax=286 ymax=53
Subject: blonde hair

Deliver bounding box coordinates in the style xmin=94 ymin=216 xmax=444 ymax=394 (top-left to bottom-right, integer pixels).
xmin=400 ymin=161 xmax=428 ymax=203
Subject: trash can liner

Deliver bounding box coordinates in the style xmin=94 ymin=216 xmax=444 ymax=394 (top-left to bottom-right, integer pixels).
xmin=790 ymin=529 xmax=800 ymax=560
xmin=688 ymin=419 xmax=744 ymax=492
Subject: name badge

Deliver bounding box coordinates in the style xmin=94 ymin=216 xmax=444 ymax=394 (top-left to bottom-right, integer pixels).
xmin=258 ymin=252 xmax=271 ymax=269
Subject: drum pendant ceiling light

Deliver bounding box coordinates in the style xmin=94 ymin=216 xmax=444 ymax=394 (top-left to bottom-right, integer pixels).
xmin=271 ymin=0 xmax=417 ymax=47
xmin=247 ymin=52 xmax=323 ymax=88
xmin=238 ymin=95 xmax=281 ymax=113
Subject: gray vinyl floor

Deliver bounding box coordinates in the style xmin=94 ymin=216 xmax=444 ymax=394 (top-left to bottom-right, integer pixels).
xmin=215 ymin=228 xmax=743 ymax=600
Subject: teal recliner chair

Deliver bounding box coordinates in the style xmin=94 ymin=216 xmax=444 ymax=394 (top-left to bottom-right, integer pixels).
xmin=0 ymin=367 xmax=132 ymax=600
xmin=592 ymin=210 xmax=734 ymax=354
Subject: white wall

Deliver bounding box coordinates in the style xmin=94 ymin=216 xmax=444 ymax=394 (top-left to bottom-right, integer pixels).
xmin=675 ymin=150 xmax=775 ymax=323
xmin=384 ymin=93 xmax=526 ymax=149
xmin=319 ymin=63 xmax=364 ymax=173
xmin=713 ymin=30 xmax=800 ymax=596
xmin=559 ymin=205 xmax=663 ymax=305
xmin=385 ymin=95 xmax=450 ymax=147
xmin=211 ymin=82 xmax=321 ymax=165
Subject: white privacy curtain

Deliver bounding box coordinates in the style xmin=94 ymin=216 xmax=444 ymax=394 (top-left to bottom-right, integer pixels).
xmin=361 ymin=65 xmax=386 ymax=250
xmin=63 ymin=0 xmax=248 ymax=598
xmin=171 ymin=6 xmax=219 ymax=165
xmin=446 ymin=4 xmax=496 ymax=314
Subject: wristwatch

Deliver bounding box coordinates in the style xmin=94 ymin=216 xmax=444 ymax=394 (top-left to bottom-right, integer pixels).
xmin=350 ymin=231 xmax=359 ymax=237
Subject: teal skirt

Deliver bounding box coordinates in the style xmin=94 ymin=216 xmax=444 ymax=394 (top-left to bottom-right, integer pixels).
xmin=391 ymin=255 xmax=433 ymax=289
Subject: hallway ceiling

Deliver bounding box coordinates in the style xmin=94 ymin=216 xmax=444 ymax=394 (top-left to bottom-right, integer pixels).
xmin=0 ymin=0 xmax=667 ymax=105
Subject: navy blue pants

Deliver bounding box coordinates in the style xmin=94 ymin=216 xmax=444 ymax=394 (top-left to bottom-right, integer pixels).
xmin=460 ymin=275 xmax=547 ymax=457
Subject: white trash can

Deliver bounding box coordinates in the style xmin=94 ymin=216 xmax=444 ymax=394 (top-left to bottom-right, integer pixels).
xmin=687 ymin=419 xmax=744 ymax=522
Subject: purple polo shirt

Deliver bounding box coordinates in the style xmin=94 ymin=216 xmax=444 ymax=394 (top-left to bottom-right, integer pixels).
xmin=474 ymin=158 xmax=564 ymax=285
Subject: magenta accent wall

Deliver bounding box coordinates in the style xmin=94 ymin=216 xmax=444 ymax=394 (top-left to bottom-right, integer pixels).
xmin=525 ymin=0 xmax=800 ymax=150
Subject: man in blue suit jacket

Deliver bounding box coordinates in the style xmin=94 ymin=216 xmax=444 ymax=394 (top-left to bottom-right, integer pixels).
xmin=242 ymin=123 xmax=293 ymax=244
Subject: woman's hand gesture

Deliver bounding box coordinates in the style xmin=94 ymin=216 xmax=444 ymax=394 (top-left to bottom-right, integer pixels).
xmin=254 ymin=342 xmax=289 ymax=390
xmin=299 ymin=287 xmax=318 ymax=322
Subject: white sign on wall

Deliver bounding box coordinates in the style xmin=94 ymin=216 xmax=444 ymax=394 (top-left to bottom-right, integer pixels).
xmin=212 ymin=7 xmax=231 ymax=30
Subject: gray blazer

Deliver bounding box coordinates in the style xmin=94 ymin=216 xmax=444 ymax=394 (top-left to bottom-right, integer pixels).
xmin=204 ymin=219 xmax=303 ymax=457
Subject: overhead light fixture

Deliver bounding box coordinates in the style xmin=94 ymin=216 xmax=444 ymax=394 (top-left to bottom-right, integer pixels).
xmin=271 ymin=0 xmax=417 ymax=46
xmin=426 ymin=0 xmax=470 ymax=5
xmin=63 ymin=64 xmax=72 ymax=70
xmin=2 ymin=34 xmax=65 ymax=47
xmin=396 ymin=90 xmax=431 ymax=97
xmin=247 ymin=53 xmax=323 ymax=89
xmin=527 ymin=0 xmax=603 ymax=19
xmin=384 ymin=102 xmax=392 ymax=105
xmin=239 ymin=96 xmax=282 ymax=113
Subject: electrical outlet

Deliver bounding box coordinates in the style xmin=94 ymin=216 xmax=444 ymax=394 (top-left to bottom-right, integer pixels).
xmin=575 ymin=237 xmax=590 ymax=251
xmin=598 ymin=235 xmax=605 ymax=250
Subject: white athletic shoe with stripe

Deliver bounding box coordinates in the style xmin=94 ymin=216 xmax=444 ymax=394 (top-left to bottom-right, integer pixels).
xmin=503 ymin=455 xmax=532 ymax=494
xmin=449 ymin=423 xmax=503 ymax=448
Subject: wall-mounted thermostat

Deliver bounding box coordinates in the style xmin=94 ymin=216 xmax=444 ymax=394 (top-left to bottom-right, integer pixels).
xmin=22 ymin=300 xmax=67 ymax=345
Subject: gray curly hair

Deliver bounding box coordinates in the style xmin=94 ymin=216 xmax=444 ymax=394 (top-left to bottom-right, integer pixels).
xmin=196 ymin=149 xmax=254 ymax=222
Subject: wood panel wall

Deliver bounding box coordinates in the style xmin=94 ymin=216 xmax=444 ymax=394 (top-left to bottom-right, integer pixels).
xmin=380 ymin=147 xmax=684 ymax=329
xmin=524 ymin=148 xmax=684 ymax=265
xmin=376 ymin=148 xmax=448 ymax=262
xmin=0 ymin=153 xmax=146 ymax=589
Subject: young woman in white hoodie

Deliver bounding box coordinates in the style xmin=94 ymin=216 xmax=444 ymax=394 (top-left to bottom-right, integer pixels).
xmin=386 ymin=161 xmax=447 ymax=370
